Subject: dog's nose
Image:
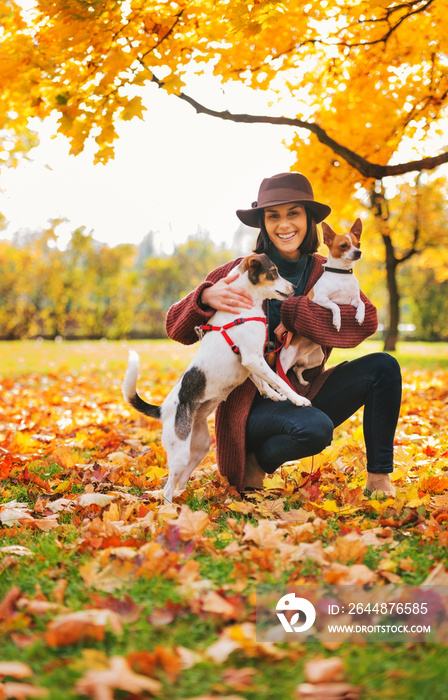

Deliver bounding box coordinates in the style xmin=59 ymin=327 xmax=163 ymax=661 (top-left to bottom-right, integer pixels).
xmin=354 ymin=250 xmax=362 ymax=259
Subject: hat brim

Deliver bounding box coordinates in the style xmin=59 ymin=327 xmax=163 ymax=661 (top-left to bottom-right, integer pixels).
xmin=237 ymin=199 xmax=331 ymax=227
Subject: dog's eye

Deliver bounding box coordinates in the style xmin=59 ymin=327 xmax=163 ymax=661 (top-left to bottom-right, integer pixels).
xmin=340 ymin=243 xmax=349 ymax=250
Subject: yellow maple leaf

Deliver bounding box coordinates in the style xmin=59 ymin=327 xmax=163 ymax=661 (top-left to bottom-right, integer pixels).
xmin=263 ymin=472 xmax=285 ymax=490
xmin=121 ymin=96 xmax=146 ymax=121
xmin=309 ymin=500 xmax=359 ymax=515
xmin=144 ymin=465 xmax=168 ymax=480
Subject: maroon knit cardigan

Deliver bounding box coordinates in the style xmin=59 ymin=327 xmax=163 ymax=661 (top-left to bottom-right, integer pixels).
xmin=165 ymin=254 xmax=378 ymax=491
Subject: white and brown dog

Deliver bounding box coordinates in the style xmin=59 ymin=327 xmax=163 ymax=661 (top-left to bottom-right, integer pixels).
xmin=280 ymin=218 xmax=365 ymax=385
xmin=123 ymin=254 xmax=310 ymax=503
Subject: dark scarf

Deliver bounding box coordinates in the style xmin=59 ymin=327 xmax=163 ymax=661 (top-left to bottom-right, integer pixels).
xmin=266 ymin=247 xmax=313 ymax=344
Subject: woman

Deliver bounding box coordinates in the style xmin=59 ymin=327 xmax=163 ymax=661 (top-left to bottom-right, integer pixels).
xmin=166 ymin=173 xmax=401 ymax=497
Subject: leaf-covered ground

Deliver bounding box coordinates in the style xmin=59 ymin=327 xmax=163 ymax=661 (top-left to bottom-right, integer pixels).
xmin=1 ymin=342 xmax=448 ymax=699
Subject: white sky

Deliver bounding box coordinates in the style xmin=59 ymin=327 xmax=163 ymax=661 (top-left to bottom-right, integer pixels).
xmin=0 ymin=79 xmax=298 ymax=253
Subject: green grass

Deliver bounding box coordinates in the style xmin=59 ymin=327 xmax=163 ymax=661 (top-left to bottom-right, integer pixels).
xmin=1 ymin=338 xmax=447 ymax=377
xmin=330 ymin=340 xmax=448 ymax=371
xmin=0 ymin=339 xmax=197 ymax=376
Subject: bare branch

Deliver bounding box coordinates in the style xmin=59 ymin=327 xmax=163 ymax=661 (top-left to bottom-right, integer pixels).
xmin=152 ymin=79 xmax=448 ymax=180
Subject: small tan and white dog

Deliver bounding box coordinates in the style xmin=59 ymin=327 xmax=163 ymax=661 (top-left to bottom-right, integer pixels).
xmin=123 ymin=254 xmax=310 ymax=503
xmin=280 ymin=218 xmax=365 ymax=385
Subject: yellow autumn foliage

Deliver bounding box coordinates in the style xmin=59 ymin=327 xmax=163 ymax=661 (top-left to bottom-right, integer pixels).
xmin=0 ymin=0 xmax=445 ymax=180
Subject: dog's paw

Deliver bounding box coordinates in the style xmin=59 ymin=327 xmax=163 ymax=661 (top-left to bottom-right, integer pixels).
xmin=332 ymin=312 xmax=341 ymax=331
xmin=260 ymin=388 xmax=288 ymax=401
xmin=292 ymin=395 xmax=311 ymax=407
xmin=356 ymin=309 xmax=365 ymax=325
xmin=292 ymin=368 xmax=309 ymax=386
xmin=270 ymin=392 xmax=289 ymax=402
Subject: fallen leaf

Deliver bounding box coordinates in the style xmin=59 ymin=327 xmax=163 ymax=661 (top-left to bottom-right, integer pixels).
xmin=0 ymin=586 xmax=22 ymax=621
xmin=201 ymin=591 xmax=237 ymax=619
xmin=175 ymin=505 xmax=211 ymax=540
xmin=175 ymin=645 xmax=203 ymax=670
xmin=185 ymin=696 xmax=246 ymax=700
xmin=289 ymin=541 xmax=329 ymax=567
xmin=297 ymin=681 xmax=361 ymax=699
xmin=324 ymin=563 xmax=377 ymax=585
xmin=133 ymin=646 xmax=182 ymax=682
xmin=45 ymin=609 xmax=123 ymax=646
xmin=221 ymin=666 xmax=256 ymax=691
xmin=423 ymin=563 xmax=448 ymax=585
xmin=0 ymin=546 xmax=33 ymax=557
xmin=77 ymin=493 xmax=115 ymax=508
xmin=0 ymin=503 xmax=34 ymax=526
xmin=325 ymin=535 xmax=367 ymax=565
xmin=304 ymin=657 xmax=344 ymax=683
xmin=227 ymin=501 xmax=254 ymax=514
xmin=75 ymin=655 xmax=161 ymax=697
xmin=0 ymin=663 xmax=32 ymax=679
xmin=2 ymin=682 xmax=48 ymax=698
xmin=263 ymin=472 xmax=285 ymax=490
xmin=242 ymin=520 xmax=285 ymax=548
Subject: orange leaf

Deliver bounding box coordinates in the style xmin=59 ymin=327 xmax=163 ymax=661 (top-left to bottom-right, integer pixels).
xmin=75 ymin=656 xmax=161 ymax=697
xmin=175 ymin=505 xmax=211 ymax=540
xmin=45 ymin=609 xmax=123 ymax=647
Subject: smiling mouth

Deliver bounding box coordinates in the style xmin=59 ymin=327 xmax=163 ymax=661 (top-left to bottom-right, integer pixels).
xmin=277 ymin=232 xmax=296 ymax=241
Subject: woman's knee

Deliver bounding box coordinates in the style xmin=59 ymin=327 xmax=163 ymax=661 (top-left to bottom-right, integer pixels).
xmin=289 ymin=408 xmax=334 ymax=453
xmin=370 ymin=352 xmax=402 ymax=385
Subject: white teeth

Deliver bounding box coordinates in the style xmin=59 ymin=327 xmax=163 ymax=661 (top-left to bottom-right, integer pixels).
xmin=277 ymin=232 xmax=296 ymax=240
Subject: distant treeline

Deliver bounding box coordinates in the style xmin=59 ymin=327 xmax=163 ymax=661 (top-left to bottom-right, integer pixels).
xmin=1 ymin=225 xmax=447 ymax=341
xmin=0 ymin=226 xmax=235 ymax=340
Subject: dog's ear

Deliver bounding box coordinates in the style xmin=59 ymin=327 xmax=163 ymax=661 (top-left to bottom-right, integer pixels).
xmin=350 ymin=218 xmax=362 ymax=242
xmin=321 ymin=222 xmax=336 ymax=247
xmin=242 ymin=254 xmax=259 ymax=272
xmin=243 ymin=254 xmax=264 ymax=285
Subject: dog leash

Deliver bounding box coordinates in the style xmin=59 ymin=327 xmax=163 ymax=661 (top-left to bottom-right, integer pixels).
xmin=196 ymin=317 xmax=267 ymax=355
xmin=264 ymin=332 xmax=288 ymax=364
xmin=275 ymin=351 xmax=296 ymax=391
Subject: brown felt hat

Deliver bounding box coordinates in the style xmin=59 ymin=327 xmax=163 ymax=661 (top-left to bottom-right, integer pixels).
xmin=236 ymin=172 xmax=331 ymax=227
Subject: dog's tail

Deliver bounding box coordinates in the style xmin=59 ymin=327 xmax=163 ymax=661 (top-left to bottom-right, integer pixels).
xmin=122 ymin=350 xmax=161 ymax=419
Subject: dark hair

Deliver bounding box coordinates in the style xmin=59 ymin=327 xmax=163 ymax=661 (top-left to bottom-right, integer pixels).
xmin=252 ymin=207 xmax=320 ymax=256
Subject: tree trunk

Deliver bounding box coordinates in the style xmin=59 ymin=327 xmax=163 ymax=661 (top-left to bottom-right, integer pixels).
xmin=371 ymin=186 xmax=400 ymax=352
xmin=382 ymin=234 xmax=400 ymax=352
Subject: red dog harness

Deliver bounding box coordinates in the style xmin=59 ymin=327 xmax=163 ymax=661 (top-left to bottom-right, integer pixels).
xmin=198 ymin=317 xmax=267 ymax=355
xmin=197 ymin=317 xmax=296 ymax=390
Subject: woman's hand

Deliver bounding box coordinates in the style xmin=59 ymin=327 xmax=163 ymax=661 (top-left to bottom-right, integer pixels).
xmin=274 ymin=322 xmax=293 ymax=348
xmin=201 ymin=272 xmax=254 ymax=313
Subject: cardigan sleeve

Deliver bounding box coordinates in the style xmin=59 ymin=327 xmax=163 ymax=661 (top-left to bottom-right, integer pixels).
xmin=165 ymin=258 xmax=242 ymax=345
xmin=280 ymin=292 xmax=378 ymax=349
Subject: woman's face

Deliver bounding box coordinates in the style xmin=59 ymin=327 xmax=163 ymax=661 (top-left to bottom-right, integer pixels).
xmin=264 ymin=202 xmax=308 ymax=261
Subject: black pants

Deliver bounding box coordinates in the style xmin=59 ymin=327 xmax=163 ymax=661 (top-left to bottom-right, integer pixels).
xmin=246 ymin=353 xmax=402 ymax=474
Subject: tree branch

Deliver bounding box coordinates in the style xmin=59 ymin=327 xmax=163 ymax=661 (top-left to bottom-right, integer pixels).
xmin=152 ymin=78 xmax=448 ymax=180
